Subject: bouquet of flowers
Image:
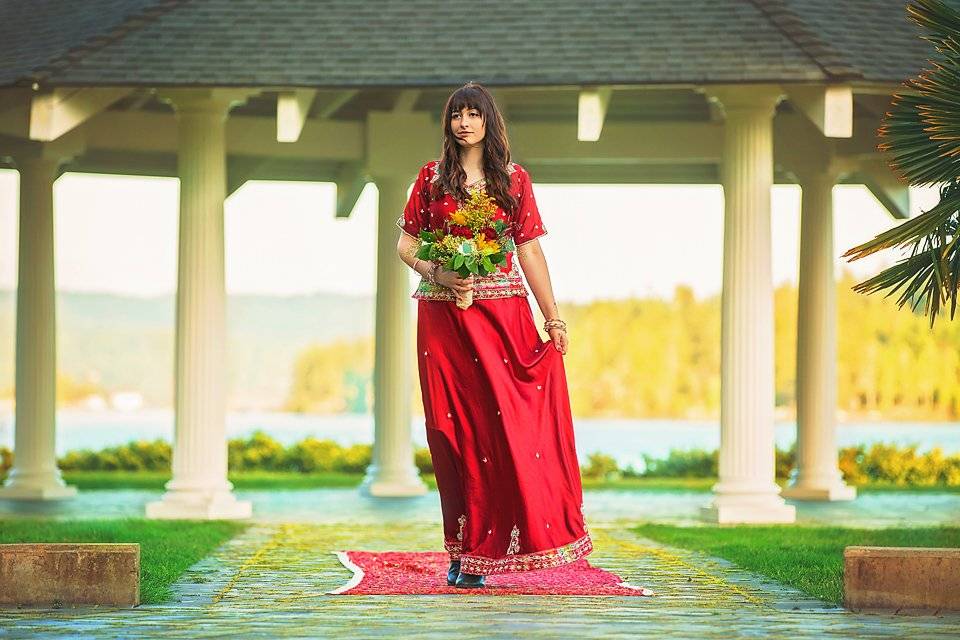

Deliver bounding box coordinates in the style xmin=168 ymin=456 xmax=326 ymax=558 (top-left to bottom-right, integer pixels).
xmin=414 ymin=189 xmax=515 ymax=309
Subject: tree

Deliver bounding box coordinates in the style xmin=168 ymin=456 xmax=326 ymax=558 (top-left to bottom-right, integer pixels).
xmin=841 ymin=0 xmax=960 ymax=327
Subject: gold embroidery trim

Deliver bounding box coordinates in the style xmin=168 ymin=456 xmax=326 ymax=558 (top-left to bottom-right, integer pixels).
xmin=412 ymin=253 xmax=527 ymax=301
xmin=458 ymin=531 xmax=593 ymax=576
xmin=506 ymin=524 xmax=520 ymax=555
xmin=444 ymin=538 xmax=462 ymax=559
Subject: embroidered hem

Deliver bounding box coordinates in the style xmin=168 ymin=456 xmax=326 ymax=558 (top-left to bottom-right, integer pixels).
xmin=413 ymin=280 xmax=529 ymax=302
xmin=412 ymin=257 xmax=529 ymax=301
xmin=444 ymin=538 xmax=463 ymax=560
xmin=457 ymin=531 xmax=593 ymax=576
xmin=396 ymin=214 xmax=529 ymax=301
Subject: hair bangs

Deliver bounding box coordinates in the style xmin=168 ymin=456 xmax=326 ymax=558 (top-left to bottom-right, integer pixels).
xmin=448 ymin=87 xmax=487 ymax=118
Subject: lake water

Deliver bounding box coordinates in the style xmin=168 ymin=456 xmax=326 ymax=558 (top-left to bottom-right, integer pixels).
xmin=1 ymin=409 xmax=957 ymax=471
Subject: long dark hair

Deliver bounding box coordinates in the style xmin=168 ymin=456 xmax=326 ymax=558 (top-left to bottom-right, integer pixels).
xmin=432 ymin=82 xmax=519 ymax=216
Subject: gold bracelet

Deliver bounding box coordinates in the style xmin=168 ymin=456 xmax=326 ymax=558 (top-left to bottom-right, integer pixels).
xmin=543 ymin=318 xmax=567 ymax=333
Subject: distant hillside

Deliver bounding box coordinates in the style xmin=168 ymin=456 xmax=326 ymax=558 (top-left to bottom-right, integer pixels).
xmin=0 ymin=290 xmax=374 ymax=409
xmin=4 ymin=270 xmax=960 ymax=420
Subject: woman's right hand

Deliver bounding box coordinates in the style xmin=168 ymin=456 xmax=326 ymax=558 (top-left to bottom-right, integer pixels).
xmin=435 ymin=267 xmax=474 ymax=294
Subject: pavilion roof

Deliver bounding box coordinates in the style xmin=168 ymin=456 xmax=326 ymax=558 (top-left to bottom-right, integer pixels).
xmin=0 ymin=0 xmax=945 ymax=89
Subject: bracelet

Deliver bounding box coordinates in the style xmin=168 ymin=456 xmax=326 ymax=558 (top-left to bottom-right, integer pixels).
xmin=428 ymin=262 xmax=440 ymax=285
xmin=543 ymin=318 xmax=567 ymax=333
xmin=412 ymin=257 xmax=421 ymax=273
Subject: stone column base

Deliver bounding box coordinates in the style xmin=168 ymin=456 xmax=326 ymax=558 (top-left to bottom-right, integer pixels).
xmin=359 ymin=466 xmax=428 ymax=497
xmin=782 ymin=482 xmax=856 ymax=501
xmin=700 ymin=494 xmax=796 ymax=524
xmin=146 ymin=490 xmax=251 ymax=520
xmin=0 ymin=481 xmax=77 ymax=501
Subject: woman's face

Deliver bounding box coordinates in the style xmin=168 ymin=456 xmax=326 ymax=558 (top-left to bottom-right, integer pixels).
xmin=450 ymin=106 xmax=485 ymax=147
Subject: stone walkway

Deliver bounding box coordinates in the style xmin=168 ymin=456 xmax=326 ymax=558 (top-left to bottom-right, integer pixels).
xmin=3 ymin=517 xmax=959 ymax=638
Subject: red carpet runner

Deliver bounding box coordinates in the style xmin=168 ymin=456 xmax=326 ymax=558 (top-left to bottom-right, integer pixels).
xmin=328 ymin=550 xmax=654 ymax=596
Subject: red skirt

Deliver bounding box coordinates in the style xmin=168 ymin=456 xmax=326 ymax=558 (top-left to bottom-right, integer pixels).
xmin=416 ymin=295 xmax=593 ymax=576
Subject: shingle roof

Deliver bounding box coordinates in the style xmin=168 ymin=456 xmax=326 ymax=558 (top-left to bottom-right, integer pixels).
xmin=0 ymin=0 xmax=945 ymax=89
xmin=0 ymin=0 xmax=174 ymax=87
xmin=758 ymin=0 xmax=942 ymax=83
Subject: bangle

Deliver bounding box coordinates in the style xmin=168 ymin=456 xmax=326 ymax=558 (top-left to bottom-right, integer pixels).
xmin=412 ymin=257 xmax=421 ymax=273
xmin=543 ymin=318 xmax=567 ymax=333
xmin=428 ymin=262 xmax=440 ymax=285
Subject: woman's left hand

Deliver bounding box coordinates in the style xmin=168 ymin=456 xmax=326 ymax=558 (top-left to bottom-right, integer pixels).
xmin=547 ymin=327 xmax=568 ymax=354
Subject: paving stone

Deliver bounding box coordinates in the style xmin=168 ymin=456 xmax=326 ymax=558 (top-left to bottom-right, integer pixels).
xmin=2 ymin=516 xmax=959 ymax=638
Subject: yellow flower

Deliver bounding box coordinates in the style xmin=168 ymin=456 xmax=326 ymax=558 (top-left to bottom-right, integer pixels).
xmin=476 ymin=236 xmax=500 ymax=254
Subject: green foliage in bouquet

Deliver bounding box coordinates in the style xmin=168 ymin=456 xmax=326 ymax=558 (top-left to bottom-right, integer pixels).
xmin=414 ymin=189 xmax=515 ymax=277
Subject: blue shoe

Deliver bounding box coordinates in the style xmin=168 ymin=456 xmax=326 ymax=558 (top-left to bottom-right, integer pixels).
xmin=447 ymin=560 xmax=461 ymax=586
xmin=454 ymin=571 xmax=486 ymax=588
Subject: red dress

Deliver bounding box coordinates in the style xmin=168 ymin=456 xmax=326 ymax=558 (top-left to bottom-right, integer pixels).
xmin=396 ymin=160 xmax=593 ymax=576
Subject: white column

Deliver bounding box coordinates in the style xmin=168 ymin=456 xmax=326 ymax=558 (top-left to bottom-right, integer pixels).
xmin=360 ymin=174 xmax=428 ymax=497
xmin=0 ymin=155 xmax=76 ymax=500
xmin=782 ymin=169 xmax=856 ymax=501
xmin=147 ymin=92 xmax=251 ymax=519
xmin=701 ymin=86 xmax=796 ymax=524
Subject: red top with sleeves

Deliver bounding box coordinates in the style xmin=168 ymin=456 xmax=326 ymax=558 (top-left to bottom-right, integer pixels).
xmin=395 ymin=160 xmax=548 ymax=302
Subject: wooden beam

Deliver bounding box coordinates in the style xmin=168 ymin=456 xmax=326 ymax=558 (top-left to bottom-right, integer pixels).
xmin=29 ymin=87 xmax=132 ymax=141
xmin=577 ymin=87 xmax=612 ymax=141
xmin=393 ymin=90 xmax=420 ymax=113
xmin=514 ymin=121 xmax=721 ymax=163
xmin=334 ymin=161 xmax=367 ymax=218
xmin=855 ymin=157 xmax=910 ymax=220
xmin=316 ymin=89 xmax=358 ymax=119
xmin=81 ymin=109 xmax=365 ymax=160
xmin=65 ymin=103 xmax=897 ymax=186
xmin=276 ymin=89 xmax=317 ymax=142
xmin=784 ymin=84 xmax=853 ymax=138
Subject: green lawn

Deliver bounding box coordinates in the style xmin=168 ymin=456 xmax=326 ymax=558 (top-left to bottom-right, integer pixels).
xmin=49 ymin=471 xmax=959 ymax=493
xmin=58 ymin=470 xmax=367 ymax=491
xmin=51 ymin=473 xmax=728 ymax=492
xmin=633 ymin=523 xmax=960 ymax=604
xmin=0 ymin=518 xmax=248 ymax=604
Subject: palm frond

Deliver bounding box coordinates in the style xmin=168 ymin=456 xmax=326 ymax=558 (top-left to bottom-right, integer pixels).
xmin=843 ymin=0 xmax=960 ymax=326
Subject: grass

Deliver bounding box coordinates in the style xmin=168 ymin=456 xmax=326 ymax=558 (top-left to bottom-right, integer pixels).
xmin=47 ymin=471 xmax=960 ymax=493
xmin=58 ymin=470 xmax=367 ymax=491
xmin=0 ymin=518 xmax=248 ymax=604
xmin=632 ymin=523 xmax=960 ymax=604
xmin=581 ymin=476 xmax=716 ymax=491
xmin=50 ymin=473 xmax=729 ymax=492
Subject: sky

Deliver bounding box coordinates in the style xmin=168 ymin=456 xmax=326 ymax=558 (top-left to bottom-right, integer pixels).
xmin=0 ymin=169 xmax=941 ymax=304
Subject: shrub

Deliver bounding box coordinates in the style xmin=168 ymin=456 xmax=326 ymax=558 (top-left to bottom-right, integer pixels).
xmin=582 ymin=452 xmax=621 ymax=480
xmin=228 ymin=431 xmax=288 ymax=472
xmin=838 ymin=445 xmax=869 ymax=485
xmin=286 ymin=437 xmax=343 ymax=473
xmin=414 ymin=446 xmax=434 ymax=474
xmin=337 ymin=444 xmax=373 ymax=473
xmin=775 ymin=444 xmax=795 ymax=480
xmin=19 ymin=434 xmax=958 ymax=489
xmin=58 ymin=439 xmax=171 ymax=471
xmin=856 ymin=442 xmax=960 ymax=486
xmin=641 ymin=448 xmax=717 ymax=478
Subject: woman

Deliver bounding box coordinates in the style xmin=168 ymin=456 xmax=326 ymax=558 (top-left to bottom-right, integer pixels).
xmin=395 ymin=82 xmax=592 ymax=589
